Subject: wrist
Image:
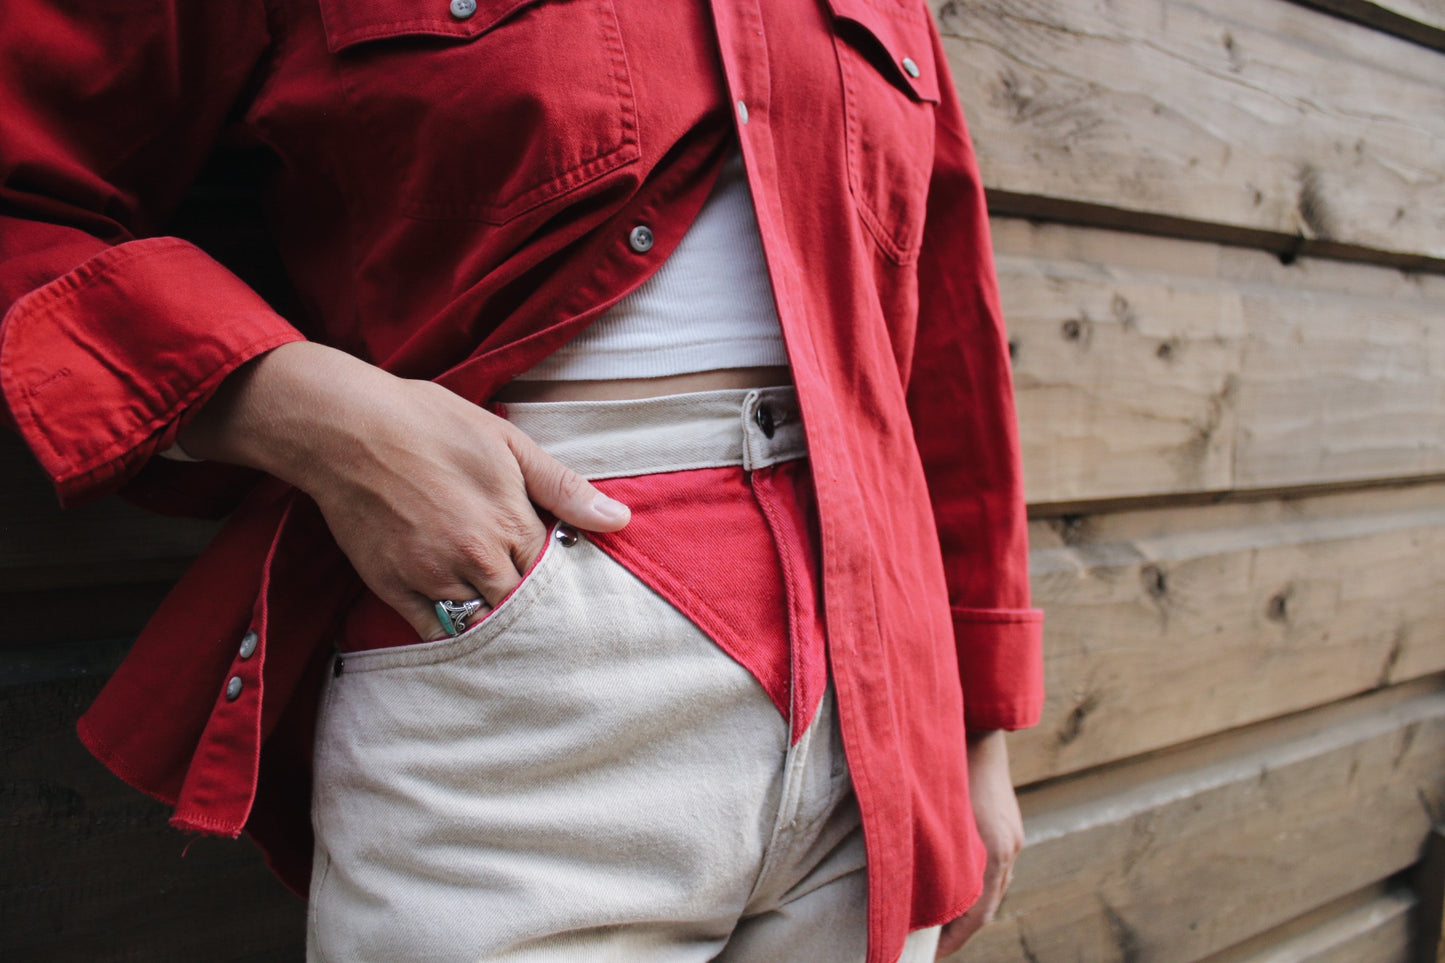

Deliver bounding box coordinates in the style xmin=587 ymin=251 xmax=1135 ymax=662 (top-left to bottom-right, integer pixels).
xmin=177 ymin=341 xmax=391 ymax=489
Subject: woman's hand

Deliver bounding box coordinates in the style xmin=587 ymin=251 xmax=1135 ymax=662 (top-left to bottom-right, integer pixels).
xmin=178 ymin=341 xmax=630 ymax=639
xmin=936 ymin=730 xmax=1024 ymax=959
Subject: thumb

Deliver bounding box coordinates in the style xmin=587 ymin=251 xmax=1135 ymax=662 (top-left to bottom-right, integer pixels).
xmin=509 ymin=431 xmax=631 ymax=532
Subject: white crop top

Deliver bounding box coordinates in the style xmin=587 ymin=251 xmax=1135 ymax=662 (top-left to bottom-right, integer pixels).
xmin=513 ymin=150 xmax=788 ymax=381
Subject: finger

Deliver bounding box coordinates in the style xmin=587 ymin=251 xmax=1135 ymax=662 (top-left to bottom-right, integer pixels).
xmin=509 ymin=432 xmax=630 ymax=532
xmin=457 ymin=551 xmax=526 ymax=610
xmin=391 ymin=590 xmax=472 ymax=642
xmin=935 ymin=909 xmax=985 ymax=957
xmin=504 ymin=508 xmax=551 ymax=575
xmin=976 ymin=867 xmax=1008 ymax=923
xmin=392 ymin=556 xmax=508 ymax=639
xmin=935 ymin=862 xmax=1009 ymax=958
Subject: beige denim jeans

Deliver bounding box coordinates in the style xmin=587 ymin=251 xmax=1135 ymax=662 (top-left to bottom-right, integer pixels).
xmin=307 ymin=389 xmax=941 ymax=962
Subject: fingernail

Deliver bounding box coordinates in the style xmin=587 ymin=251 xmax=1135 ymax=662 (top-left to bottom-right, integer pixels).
xmin=592 ymin=493 xmax=630 ymax=524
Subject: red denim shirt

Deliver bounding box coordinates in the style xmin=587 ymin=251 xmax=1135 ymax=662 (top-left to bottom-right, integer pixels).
xmin=0 ymin=0 xmax=1043 ymax=959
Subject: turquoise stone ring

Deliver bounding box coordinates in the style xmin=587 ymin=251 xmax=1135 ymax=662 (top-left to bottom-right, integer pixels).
xmin=434 ymin=598 xmax=485 ymax=637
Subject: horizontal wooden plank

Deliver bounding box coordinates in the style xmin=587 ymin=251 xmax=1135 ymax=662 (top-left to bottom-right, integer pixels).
xmin=952 ymin=681 xmax=1445 ymax=962
xmin=1389 ymin=0 xmax=1445 ymax=26
xmin=1416 ymin=825 xmax=1445 ymax=963
xmin=995 ymin=219 xmax=1445 ymax=505
xmin=1016 ymin=481 xmax=1445 ymax=785
xmin=0 ymin=432 xmax=220 ymax=591
xmin=0 ymin=674 xmax=304 ymax=961
xmin=936 ymin=0 xmax=1445 ymax=264
xmin=1378 ymin=0 xmax=1445 ymax=25
xmin=1290 ymin=0 xmax=1445 ymax=51
xmin=0 ymin=585 xmax=176 ymax=652
xmin=1202 ymin=883 xmax=1415 ymax=963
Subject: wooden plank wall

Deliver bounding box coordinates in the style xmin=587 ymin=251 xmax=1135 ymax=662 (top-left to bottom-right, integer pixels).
xmin=0 ymin=441 xmax=307 ymax=957
xmin=937 ymin=0 xmax=1445 ymax=959
xmin=3 ymin=1 xmax=1443 ymax=961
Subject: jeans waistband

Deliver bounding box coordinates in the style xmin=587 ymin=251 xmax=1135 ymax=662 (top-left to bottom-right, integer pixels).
xmin=500 ymin=386 xmax=806 ymax=481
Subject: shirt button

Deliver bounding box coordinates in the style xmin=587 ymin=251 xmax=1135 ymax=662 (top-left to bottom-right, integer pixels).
xmin=755 ymin=403 xmax=777 ymax=439
xmin=628 ymin=225 xmax=655 ymax=253
xmin=736 ymin=99 xmax=750 ymax=125
xmin=225 ymin=676 xmax=244 ymax=701
xmin=450 ymin=0 xmax=476 ymax=20
xmin=901 ymin=56 xmax=921 ymax=79
xmin=238 ymin=630 xmax=258 ymax=660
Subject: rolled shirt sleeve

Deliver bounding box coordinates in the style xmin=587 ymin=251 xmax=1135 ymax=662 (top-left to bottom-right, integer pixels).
xmin=1 ymin=238 xmax=303 ymax=503
xmin=0 ymin=0 xmax=304 ymax=504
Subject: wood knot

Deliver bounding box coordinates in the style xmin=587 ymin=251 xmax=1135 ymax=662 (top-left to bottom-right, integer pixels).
xmin=1266 ymin=586 xmax=1292 ymax=623
xmin=1052 ymin=514 xmax=1091 ymax=546
xmin=1057 ymin=690 xmax=1103 ymax=746
xmin=1141 ymin=563 xmax=1168 ymax=599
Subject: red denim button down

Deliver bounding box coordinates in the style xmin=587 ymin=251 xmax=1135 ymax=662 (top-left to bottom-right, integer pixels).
xmin=0 ymin=0 xmax=1043 ymax=959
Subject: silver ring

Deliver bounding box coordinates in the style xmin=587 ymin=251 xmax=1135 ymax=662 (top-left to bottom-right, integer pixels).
xmin=434 ymin=598 xmax=485 ymax=637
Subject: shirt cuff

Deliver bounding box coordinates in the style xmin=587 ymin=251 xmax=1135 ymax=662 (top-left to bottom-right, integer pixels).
xmin=1 ymin=236 xmax=304 ymax=505
xmin=954 ymin=606 xmax=1045 ymax=732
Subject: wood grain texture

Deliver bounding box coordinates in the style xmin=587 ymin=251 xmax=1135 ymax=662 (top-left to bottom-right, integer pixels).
xmin=951 ymin=682 xmax=1445 ymax=962
xmin=1387 ymin=0 xmax=1445 ymax=24
xmin=1017 ymin=481 xmax=1445 ymax=785
xmin=1288 ymin=0 xmax=1445 ymax=51
xmin=934 ymin=0 xmax=1445 ymax=264
xmin=1203 ymin=885 xmax=1415 ymax=963
xmin=0 ymin=673 xmax=304 ymax=961
xmin=1415 ymin=825 xmax=1445 ymax=963
xmin=0 ymin=585 xmax=177 ymax=653
xmin=0 ymin=432 xmax=220 ymax=591
xmin=1377 ymin=0 xmax=1445 ymax=23
xmin=995 ymin=219 xmax=1445 ymax=505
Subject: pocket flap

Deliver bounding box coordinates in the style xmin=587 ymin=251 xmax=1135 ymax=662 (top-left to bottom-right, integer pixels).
xmin=319 ymin=0 xmax=543 ymax=52
xmin=825 ymin=0 xmax=941 ymax=103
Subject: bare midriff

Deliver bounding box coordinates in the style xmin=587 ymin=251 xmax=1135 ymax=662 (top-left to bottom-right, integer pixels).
xmin=493 ymin=365 xmax=793 ymax=403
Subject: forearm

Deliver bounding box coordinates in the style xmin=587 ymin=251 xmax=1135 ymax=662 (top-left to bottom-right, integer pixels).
xmin=176 ymin=340 xmax=397 ymax=491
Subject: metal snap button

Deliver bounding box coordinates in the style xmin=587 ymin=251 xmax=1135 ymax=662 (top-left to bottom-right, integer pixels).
xmin=628 ymin=225 xmax=654 ymax=253
xmin=450 ymin=0 xmax=477 ymax=20
xmin=554 ymin=525 xmax=579 ymax=547
xmin=238 ymin=630 xmax=258 ymax=660
xmin=225 ymin=676 xmax=244 ymax=701
xmin=901 ymin=56 xmax=921 ymax=79
xmin=755 ymin=403 xmax=776 ymax=439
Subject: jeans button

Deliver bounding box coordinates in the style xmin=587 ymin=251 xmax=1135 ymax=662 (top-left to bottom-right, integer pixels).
xmin=755 ymin=403 xmax=776 ymax=439
xmin=554 ymin=525 xmax=579 ymax=547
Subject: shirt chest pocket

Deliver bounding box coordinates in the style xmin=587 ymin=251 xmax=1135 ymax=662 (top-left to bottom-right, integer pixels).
xmin=320 ymin=0 xmax=639 ymax=223
xmin=825 ymin=0 xmax=940 ymax=264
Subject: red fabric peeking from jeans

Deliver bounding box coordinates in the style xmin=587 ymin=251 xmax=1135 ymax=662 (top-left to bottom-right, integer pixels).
xmin=340 ymin=460 xmax=828 ymax=743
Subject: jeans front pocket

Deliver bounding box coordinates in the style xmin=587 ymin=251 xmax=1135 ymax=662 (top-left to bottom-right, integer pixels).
xmin=335 ymin=521 xmax=571 ymax=672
